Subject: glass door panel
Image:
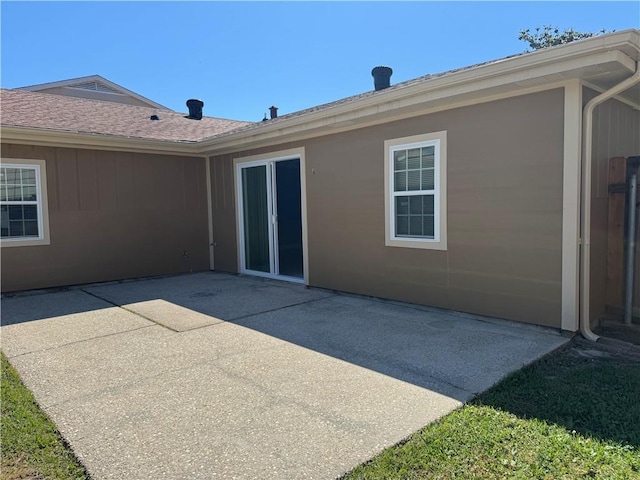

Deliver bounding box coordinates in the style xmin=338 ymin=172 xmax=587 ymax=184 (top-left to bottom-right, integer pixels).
xmin=241 ymin=165 xmax=270 ymax=273
xmin=275 ymin=159 xmax=303 ymax=278
xmin=238 ymin=158 xmax=304 ymax=281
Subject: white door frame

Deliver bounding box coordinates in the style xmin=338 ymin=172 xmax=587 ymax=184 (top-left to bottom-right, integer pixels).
xmin=234 ymin=147 xmax=308 ymax=285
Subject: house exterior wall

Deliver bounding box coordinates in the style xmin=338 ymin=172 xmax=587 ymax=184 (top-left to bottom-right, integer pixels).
xmin=210 ymin=88 xmax=565 ymax=327
xmin=585 ymin=87 xmax=640 ymax=323
xmin=1 ymin=144 xmax=210 ymax=292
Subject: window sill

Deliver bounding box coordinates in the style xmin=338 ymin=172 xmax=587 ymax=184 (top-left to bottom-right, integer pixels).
xmin=1 ymin=237 xmax=50 ymax=248
xmin=385 ymin=237 xmax=447 ymax=251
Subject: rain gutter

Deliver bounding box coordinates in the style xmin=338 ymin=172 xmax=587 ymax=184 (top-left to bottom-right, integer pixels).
xmin=580 ymin=64 xmax=640 ymax=341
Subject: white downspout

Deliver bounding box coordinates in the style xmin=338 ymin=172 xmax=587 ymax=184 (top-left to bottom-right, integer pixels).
xmin=580 ymin=64 xmax=640 ymax=341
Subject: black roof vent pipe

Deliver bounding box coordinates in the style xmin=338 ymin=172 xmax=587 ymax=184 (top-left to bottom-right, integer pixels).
xmin=269 ymin=106 xmax=278 ymax=119
xmin=371 ymin=66 xmax=393 ymax=91
xmin=186 ymin=99 xmax=204 ymax=120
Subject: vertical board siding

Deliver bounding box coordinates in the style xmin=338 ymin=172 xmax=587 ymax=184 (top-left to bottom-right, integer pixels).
xmin=209 ymin=153 xmax=238 ymax=273
xmin=96 ymin=152 xmax=119 ymax=211
xmin=209 ymin=89 xmax=565 ymax=327
xmin=77 ymin=149 xmax=99 ymax=211
xmin=56 ymin=148 xmax=80 ymax=211
xmin=1 ymin=145 xmax=210 ymax=292
xmin=116 ymin=153 xmax=136 ymax=210
xmin=586 ymin=86 xmax=640 ymax=323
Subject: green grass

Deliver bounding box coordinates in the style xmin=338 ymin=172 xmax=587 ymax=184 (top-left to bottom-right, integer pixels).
xmin=342 ymin=343 xmax=640 ymax=479
xmin=1 ymin=352 xmax=89 ymax=480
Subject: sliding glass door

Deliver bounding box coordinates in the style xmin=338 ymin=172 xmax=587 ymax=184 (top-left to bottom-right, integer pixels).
xmin=238 ymin=158 xmax=303 ymax=281
xmin=241 ymin=165 xmax=271 ymax=273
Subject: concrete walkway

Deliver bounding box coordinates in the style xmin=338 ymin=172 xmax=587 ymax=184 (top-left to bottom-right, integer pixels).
xmin=1 ymin=272 xmax=568 ymax=480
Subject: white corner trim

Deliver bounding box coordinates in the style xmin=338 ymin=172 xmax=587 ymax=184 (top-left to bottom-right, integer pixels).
xmin=561 ymin=81 xmax=582 ymax=332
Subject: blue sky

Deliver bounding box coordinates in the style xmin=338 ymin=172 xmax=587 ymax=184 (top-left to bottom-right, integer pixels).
xmin=2 ymin=2 xmax=638 ymax=121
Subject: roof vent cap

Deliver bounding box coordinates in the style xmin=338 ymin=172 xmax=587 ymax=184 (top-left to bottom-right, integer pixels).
xmin=186 ymin=99 xmax=204 ymax=120
xmin=371 ymin=66 xmax=393 ymax=91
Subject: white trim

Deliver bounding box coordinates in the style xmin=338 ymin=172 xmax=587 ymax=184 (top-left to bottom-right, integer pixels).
xmin=299 ymin=152 xmax=310 ymax=285
xmin=0 ymin=83 xmax=573 ymax=158
xmin=384 ymin=131 xmax=447 ymax=251
xmin=19 ymin=75 xmax=170 ymax=110
xmin=205 ymin=156 xmax=214 ymax=270
xmin=266 ymin=163 xmax=276 ymax=275
xmin=199 ymin=36 xmax=639 ymax=152
xmin=233 ymin=147 xmax=308 ymax=285
xmin=234 ymin=162 xmax=242 ymax=274
xmin=239 ymin=271 xmax=305 ymax=285
xmin=561 ymin=81 xmax=582 ymax=332
xmin=0 ymin=159 xmax=50 ymax=248
xmin=1 ymin=126 xmax=206 ymax=157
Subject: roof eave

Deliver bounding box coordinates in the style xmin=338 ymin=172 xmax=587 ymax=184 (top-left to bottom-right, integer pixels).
xmin=0 ymin=126 xmax=203 ymax=157
xmin=196 ymin=29 xmax=640 ymax=155
xmin=3 ymin=30 xmax=637 ymax=157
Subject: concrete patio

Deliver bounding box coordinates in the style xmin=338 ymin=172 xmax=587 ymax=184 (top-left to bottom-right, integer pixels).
xmin=1 ymin=272 xmax=568 ymax=479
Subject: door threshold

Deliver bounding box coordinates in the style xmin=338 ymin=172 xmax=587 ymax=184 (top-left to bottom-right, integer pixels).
xmin=240 ymin=270 xmax=305 ymax=285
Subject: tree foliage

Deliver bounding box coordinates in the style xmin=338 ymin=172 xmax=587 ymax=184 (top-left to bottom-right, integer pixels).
xmin=519 ymin=26 xmax=608 ymax=51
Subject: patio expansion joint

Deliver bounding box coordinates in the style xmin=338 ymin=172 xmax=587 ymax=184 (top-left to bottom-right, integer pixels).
xmin=226 ymin=293 xmax=339 ymax=324
xmin=39 ymin=342 xmax=290 ymax=410
xmin=81 ymin=288 xmax=339 ymax=333
xmin=80 ymin=288 xmax=181 ymax=332
xmin=5 ymin=323 xmax=157 ymax=360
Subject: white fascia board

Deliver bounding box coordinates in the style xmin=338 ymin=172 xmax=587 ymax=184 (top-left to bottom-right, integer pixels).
xmin=198 ymin=46 xmax=638 ymax=155
xmin=0 ymin=126 xmax=203 ymax=157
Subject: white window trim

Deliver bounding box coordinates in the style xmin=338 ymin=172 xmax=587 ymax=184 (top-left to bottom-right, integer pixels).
xmin=1 ymin=158 xmax=51 ymax=247
xmin=385 ymin=131 xmax=447 ymax=250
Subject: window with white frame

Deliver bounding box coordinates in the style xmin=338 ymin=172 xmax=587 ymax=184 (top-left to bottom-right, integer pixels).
xmin=0 ymin=160 xmax=50 ymax=246
xmin=385 ymin=131 xmax=447 ymax=250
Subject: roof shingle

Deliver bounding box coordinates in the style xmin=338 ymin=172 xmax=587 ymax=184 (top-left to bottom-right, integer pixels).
xmin=0 ymin=89 xmax=251 ymax=142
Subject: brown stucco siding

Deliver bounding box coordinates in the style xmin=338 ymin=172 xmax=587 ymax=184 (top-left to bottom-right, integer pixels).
xmin=209 ymin=88 xmax=565 ymax=327
xmin=585 ymin=87 xmax=640 ymax=323
xmin=307 ymin=89 xmax=563 ymax=326
xmin=1 ymin=144 xmax=210 ymax=292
